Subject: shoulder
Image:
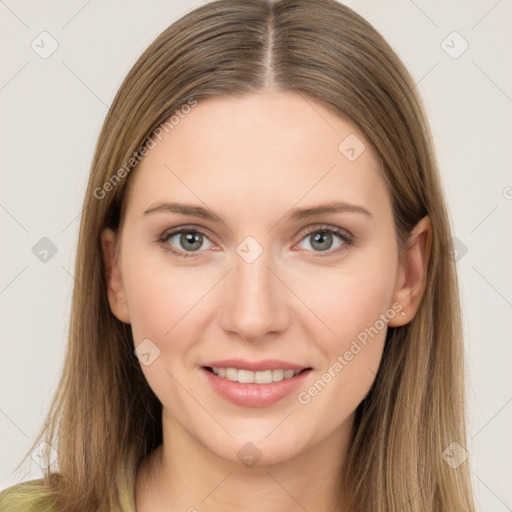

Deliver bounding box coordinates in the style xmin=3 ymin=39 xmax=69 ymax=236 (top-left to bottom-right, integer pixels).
xmin=0 ymin=478 xmax=58 ymax=511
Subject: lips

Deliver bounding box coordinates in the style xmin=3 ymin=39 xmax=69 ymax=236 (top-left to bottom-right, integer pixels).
xmin=200 ymin=359 xmax=313 ymax=407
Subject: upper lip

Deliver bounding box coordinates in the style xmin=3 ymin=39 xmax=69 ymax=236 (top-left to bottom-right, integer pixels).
xmin=202 ymin=359 xmax=312 ymax=372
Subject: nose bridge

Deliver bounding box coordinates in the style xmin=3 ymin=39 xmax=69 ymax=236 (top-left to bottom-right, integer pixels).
xmin=221 ymin=236 xmax=287 ymax=340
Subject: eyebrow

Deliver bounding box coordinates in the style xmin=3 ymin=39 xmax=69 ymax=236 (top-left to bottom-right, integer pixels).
xmin=143 ymin=201 xmax=373 ymax=222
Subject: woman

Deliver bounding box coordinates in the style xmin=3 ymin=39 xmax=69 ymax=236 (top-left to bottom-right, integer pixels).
xmin=0 ymin=0 xmax=476 ymax=510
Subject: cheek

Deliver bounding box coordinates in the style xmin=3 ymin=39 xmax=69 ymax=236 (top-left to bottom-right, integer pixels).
xmin=293 ymin=244 xmax=397 ymax=407
xmin=301 ymin=246 xmax=397 ymax=349
xmin=122 ymin=254 xmax=209 ymax=411
xmin=123 ymin=249 xmax=212 ymax=343
xmin=330 ymin=271 xmax=396 ymax=347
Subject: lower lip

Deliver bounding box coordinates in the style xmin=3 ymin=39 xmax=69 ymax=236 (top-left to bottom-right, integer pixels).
xmin=201 ymin=367 xmax=312 ymax=408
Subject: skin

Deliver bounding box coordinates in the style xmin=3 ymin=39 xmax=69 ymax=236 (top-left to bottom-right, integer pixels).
xmin=101 ymin=91 xmax=430 ymax=511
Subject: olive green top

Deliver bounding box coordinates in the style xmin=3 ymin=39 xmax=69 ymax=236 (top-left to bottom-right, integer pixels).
xmin=0 ymin=478 xmax=136 ymax=511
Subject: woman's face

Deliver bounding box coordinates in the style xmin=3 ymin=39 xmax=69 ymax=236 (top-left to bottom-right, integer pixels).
xmin=103 ymin=91 xmax=412 ymax=465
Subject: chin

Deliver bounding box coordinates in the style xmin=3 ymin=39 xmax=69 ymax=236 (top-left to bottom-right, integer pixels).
xmin=199 ymin=427 xmax=309 ymax=467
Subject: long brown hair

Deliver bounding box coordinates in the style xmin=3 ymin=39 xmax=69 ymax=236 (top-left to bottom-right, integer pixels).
xmin=4 ymin=1 xmax=475 ymax=510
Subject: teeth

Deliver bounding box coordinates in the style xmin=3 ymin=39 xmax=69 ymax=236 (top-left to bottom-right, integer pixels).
xmin=210 ymin=367 xmax=303 ymax=383
xmin=284 ymin=369 xmax=295 ymax=379
xmin=272 ymin=369 xmax=284 ymax=382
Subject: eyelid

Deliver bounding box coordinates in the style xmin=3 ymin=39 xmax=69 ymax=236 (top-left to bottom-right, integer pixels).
xmin=158 ymin=223 xmax=354 ymax=258
xmin=299 ymin=224 xmax=353 ymax=244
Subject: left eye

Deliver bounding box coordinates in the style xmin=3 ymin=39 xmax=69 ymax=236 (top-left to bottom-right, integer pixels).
xmin=296 ymin=227 xmax=351 ymax=254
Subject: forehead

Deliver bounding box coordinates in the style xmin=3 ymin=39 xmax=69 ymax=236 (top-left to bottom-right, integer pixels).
xmin=124 ymin=92 xmax=389 ymax=221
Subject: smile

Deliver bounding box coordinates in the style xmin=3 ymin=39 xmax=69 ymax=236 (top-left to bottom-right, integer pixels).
xmin=201 ymin=362 xmax=313 ymax=408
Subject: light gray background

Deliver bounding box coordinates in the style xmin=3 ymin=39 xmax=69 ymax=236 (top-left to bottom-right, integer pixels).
xmin=1 ymin=1 xmax=511 ymax=510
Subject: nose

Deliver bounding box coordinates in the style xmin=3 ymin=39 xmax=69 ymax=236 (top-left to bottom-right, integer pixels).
xmin=219 ymin=243 xmax=289 ymax=342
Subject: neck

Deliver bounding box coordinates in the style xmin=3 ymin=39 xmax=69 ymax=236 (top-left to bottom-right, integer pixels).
xmin=135 ymin=410 xmax=354 ymax=512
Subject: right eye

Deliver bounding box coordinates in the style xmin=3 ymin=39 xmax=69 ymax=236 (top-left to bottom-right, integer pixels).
xmin=159 ymin=227 xmax=215 ymax=257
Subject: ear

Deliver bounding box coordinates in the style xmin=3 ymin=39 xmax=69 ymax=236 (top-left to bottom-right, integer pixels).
xmin=101 ymin=227 xmax=131 ymax=324
xmin=388 ymin=215 xmax=432 ymax=327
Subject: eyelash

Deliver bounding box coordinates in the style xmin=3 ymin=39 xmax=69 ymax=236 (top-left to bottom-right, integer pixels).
xmin=157 ymin=224 xmax=354 ymax=259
